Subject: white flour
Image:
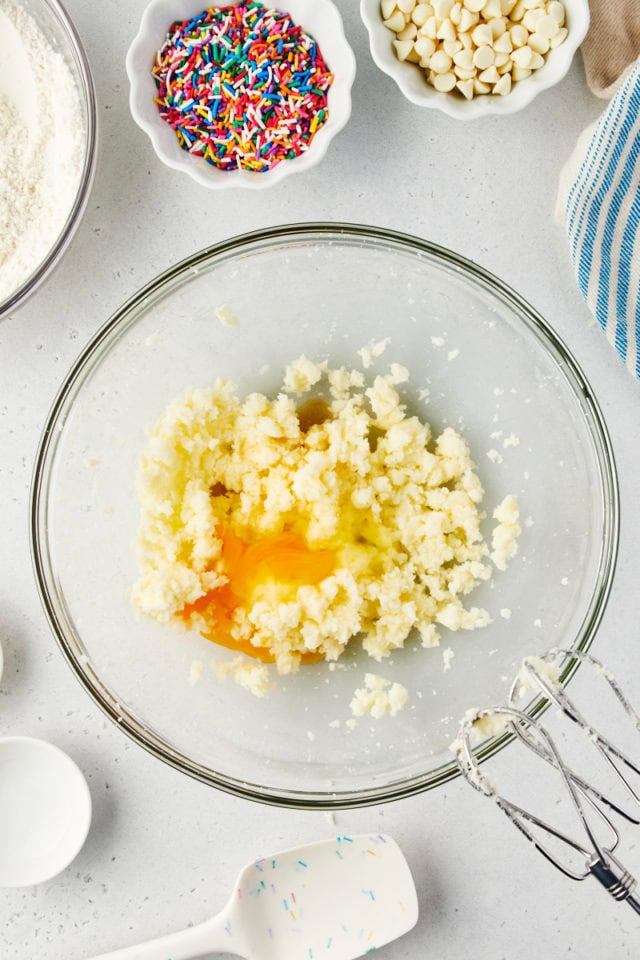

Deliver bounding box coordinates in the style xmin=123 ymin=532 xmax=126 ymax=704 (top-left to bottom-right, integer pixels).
xmin=0 ymin=0 xmax=85 ymax=305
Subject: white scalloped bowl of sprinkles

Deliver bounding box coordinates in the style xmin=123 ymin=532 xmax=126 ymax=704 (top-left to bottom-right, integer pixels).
xmin=126 ymin=0 xmax=356 ymax=189
xmin=360 ymin=0 xmax=590 ymax=118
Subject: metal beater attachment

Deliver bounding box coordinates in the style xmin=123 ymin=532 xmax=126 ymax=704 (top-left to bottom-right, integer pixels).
xmin=455 ymin=649 xmax=640 ymax=915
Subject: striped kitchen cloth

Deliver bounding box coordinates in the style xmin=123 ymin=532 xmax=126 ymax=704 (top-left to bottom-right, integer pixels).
xmin=557 ymin=58 xmax=640 ymax=379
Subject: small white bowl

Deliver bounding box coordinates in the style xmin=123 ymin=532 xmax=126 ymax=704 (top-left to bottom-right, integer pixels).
xmin=360 ymin=0 xmax=589 ymax=119
xmin=126 ymin=0 xmax=356 ymax=189
xmin=0 ymin=737 xmax=91 ymax=887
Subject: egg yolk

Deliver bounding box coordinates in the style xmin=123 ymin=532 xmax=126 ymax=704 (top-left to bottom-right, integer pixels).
xmin=178 ymin=524 xmax=336 ymax=662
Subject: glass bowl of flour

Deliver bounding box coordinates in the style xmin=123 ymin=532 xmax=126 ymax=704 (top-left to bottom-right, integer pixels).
xmin=0 ymin=0 xmax=98 ymax=318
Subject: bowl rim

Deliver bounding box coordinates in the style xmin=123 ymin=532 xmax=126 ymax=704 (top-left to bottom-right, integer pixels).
xmin=359 ymin=0 xmax=591 ymax=119
xmin=125 ymin=0 xmax=356 ymax=190
xmin=30 ymin=221 xmax=620 ymax=809
xmin=0 ymin=0 xmax=99 ymax=319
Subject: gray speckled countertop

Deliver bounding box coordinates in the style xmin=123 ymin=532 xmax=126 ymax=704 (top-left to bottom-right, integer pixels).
xmin=2 ymin=1 xmax=640 ymax=957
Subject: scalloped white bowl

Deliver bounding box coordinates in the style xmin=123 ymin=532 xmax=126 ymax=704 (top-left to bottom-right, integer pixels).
xmin=126 ymin=0 xmax=355 ymax=189
xmin=360 ymin=0 xmax=589 ymax=119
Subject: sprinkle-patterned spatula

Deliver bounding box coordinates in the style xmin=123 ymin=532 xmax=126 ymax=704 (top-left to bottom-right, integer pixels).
xmin=87 ymin=834 xmax=418 ymax=960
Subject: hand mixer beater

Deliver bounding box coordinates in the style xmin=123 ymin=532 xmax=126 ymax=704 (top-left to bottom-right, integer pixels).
xmin=456 ymin=649 xmax=640 ymax=915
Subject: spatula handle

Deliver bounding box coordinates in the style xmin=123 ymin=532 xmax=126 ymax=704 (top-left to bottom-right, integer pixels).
xmin=85 ymin=913 xmax=239 ymax=960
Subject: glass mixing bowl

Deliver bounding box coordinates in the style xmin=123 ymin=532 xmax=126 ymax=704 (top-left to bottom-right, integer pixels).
xmin=0 ymin=0 xmax=98 ymax=319
xmin=31 ymin=224 xmax=618 ymax=808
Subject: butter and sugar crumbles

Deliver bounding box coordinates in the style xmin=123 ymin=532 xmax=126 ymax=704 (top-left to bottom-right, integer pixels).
xmin=350 ymin=673 xmax=409 ymax=718
xmin=212 ymin=655 xmax=272 ymax=698
xmin=133 ymin=354 xmax=521 ymax=696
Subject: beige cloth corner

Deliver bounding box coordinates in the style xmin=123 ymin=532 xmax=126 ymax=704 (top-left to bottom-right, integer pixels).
xmin=581 ymin=0 xmax=640 ymax=98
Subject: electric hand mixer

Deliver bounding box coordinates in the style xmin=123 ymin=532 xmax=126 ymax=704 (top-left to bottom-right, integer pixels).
xmin=456 ymin=649 xmax=640 ymax=914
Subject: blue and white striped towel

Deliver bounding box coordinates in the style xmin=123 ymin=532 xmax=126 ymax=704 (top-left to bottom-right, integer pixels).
xmin=558 ymin=58 xmax=640 ymax=379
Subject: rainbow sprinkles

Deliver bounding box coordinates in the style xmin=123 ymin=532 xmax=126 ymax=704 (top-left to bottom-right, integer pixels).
xmin=152 ymin=1 xmax=334 ymax=172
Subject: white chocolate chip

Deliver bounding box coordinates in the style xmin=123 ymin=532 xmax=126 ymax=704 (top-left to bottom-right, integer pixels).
xmin=492 ymin=72 xmax=511 ymax=94
xmin=443 ymin=38 xmax=463 ymax=55
xmin=411 ymin=2 xmax=433 ymax=25
xmin=432 ymin=70 xmax=457 ymax=90
xmin=478 ymin=64 xmax=499 ymax=82
xmin=397 ymin=21 xmax=418 ymax=39
xmin=527 ymin=31 xmax=549 ymax=54
xmin=473 ymin=76 xmax=491 ymax=93
xmin=511 ymin=44 xmax=532 ymax=67
xmin=456 ymin=77 xmax=475 ymax=98
xmin=473 ymin=44 xmax=495 ymax=69
xmin=393 ymin=38 xmax=415 ymax=59
xmin=512 ymin=65 xmax=532 ymax=80
xmin=437 ymin=18 xmax=457 ymax=41
xmin=453 ymin=47 xmax=475 ymax=68
xmin=497 ymin=57 xmax=512 ymax=72
xmin=493 ymin=50 xmax=511 ymax=67
xmin=471 ymin=22 xmax=493 ymax=45
xmin=459 ymin=7 xmax=478 ymax=30
xmin=493 ymin=31 xmax=513 ymax=52
xmin=510 ymin=0 xmax=526 ymax=21
xmin=450 ymin=2 xmax=463 ymax=25
xmin=384 ymin=10 xmax=407 ymax=31
xmin=490 ymin=16 xmax=507 ymax=37
xmin=501 ymin=0 xmax=517 ymax=13
xmin=528 ymin=50 xmax=544 ymax=69
xmin=430 ymin=49 xmax=453 ymax=72
xmin=536 ymin=13 xmax=560 ymax=39
xmin=548 ymin=1 xmax=565 ymax=25
xmin=522 ymin=7 xmax=544 ymax=31
xmin=454 ymin=64 xmax=477 ymax=78
xmin=415 ymin=35 xmax=437 ymax=57
xmin=433 ymin=0 xmax=455 ymax=16
xmin=421 ymin=14 xmax=439 ymax=37
xmin=549 ymin=26 xmax=567 ymax=48
xmin=509 ymin=24 xmax=528 ymax=46
xmin=482 ymin=0 xmax=502 ymax=18
xmin=398 ymin=0 xmax=417 ymax=11
xmin=381 ymin=0 xmax=398 ymax=19
xmin=463 ymin=0 xmax=485 ymax=12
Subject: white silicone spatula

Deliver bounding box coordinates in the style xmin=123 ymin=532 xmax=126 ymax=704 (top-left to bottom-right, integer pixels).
xmin=88 ymin=833 xmax=418 ymax=960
